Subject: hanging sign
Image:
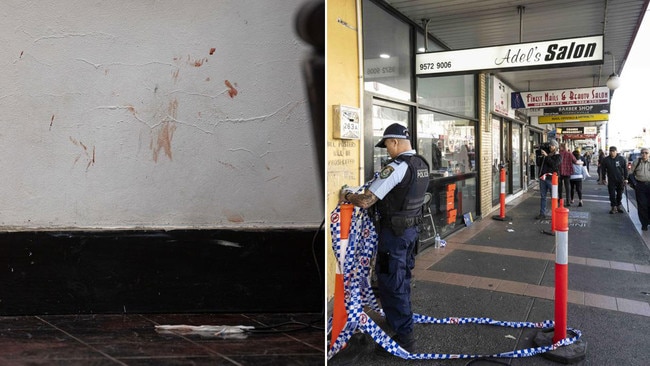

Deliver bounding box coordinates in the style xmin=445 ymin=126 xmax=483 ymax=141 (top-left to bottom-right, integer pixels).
xmin=528 ymin=104 xmax=610 ymax=116
xmin=492 ymin=77 xmax=511 ymax=116
xmin=512 ymin=87 xmax=609 ymax=108
xmin=416 ymin=35 xmax=603 ymax=75
xmin=537 ymin=114 xmax=609 ymax=124
xmin=557 ymin=126 xmax=598 ymax=135
xmin=557 ymin=125 xmax=599 ymax=139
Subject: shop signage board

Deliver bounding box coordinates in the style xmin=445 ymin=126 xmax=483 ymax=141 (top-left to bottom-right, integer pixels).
xmin=557 ymin=126 xmax=599 ymax=139
xmin=492 ymin=76 xmax=512 ymax=117
xmin=416 ymin=35 xmax=603 ymax=75
xmin=537 ymin=114 xmax=609 ymax=124
xmin=528 ymin=104 xmax=610 ymax=116
xmin=557 ymin=126 xmax=598 ymax=135
xmin=511 ymin=86 xmax=609 ymax=108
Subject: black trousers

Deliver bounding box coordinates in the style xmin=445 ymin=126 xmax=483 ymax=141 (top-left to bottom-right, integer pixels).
xmin=558 ymin=175 xmax=571 ymax=204
xmin=607 ymin=181 xmax=624 ymax=207
xmin=636 ymin=182 xmax=650 ymax=226
xmin=570 ymin=179 xmax=583 ymax=200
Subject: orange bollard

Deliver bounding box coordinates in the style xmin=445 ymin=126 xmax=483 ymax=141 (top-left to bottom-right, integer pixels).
xmin=553 ymin=204 xmax=569 ymax=343
xmin=330 ymin=203 xmax=353 ymax=349
xmin=492 ymin=167 xmax=511 ymax=221
xmin=551 ymin=173 xmax=559 ymax=232
xmin=499 ymin=168 xmax=506 ymax=217
xmin=535 ymin=203 xmax=585 ymax=363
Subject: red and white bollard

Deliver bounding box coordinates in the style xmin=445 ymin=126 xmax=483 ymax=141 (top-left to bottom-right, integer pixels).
xmin=553 ymin=203 xmax=569 ymax=344
xmin=492 ymin=167 xmax=511 ymax=221
xmin=551 ymin=173 xmax=559 ymax=232
xmin=535 ymin=197 xmax=586 ymax=363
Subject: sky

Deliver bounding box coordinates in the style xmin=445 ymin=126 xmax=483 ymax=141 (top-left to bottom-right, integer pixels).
xmin=608 ymin=8 xmax=650 ymax=149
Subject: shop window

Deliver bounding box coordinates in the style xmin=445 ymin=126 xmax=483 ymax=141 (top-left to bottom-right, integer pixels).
xmin=417 ymin=109 xmax=476 ymax=176
xmin=371 ymin=104 xmax=409 ymax=171
xmin=417 ymin=75 xmax=476 ymax=118
xmin=362 ymin=0 xmax=412 ymax=102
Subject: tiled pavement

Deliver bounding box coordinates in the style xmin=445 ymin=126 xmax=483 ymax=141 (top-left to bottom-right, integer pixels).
xmin=0 ymin=313 xmax=324 ymax=365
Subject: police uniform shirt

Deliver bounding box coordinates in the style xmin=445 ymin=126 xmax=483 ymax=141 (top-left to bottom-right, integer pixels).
xmin=368 ymin=150 xmax=415 ymax=200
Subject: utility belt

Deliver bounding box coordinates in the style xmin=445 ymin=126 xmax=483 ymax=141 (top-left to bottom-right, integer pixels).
xmin=381 ymin=216 xmax=422 ymax=236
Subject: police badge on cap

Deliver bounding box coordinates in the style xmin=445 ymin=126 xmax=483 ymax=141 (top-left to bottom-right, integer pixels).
xmin=375 ymin=123 xmax=409 ymax=148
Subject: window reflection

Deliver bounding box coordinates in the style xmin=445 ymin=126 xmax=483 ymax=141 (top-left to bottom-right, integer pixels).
xmin=417 ymin=110 xmax=476 ymax=177
xmin=372 ymin=105 xmax=409 ymax=171
xmin=362 ymin=0 xmax=411 ymax=101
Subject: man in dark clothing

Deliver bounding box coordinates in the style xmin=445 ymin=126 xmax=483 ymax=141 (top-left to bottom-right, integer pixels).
xmin=558 ymin=142 xmax=577 ymax=206
xmin=340 ymin=123 xmax=429 ymax=354
xmin=601 ymin=146 xmax=628 ymax=214
xmin=536 ymin=140 xmax=562 ymax=219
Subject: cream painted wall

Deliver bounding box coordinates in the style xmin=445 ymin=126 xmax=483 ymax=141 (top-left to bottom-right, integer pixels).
xmin=0 ymin=0 xmax=321 ymax=230
xmin=326 ymin=0 xmax=361 ymax=300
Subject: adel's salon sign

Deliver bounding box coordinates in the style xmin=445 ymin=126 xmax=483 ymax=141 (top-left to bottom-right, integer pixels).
xmin=416 ymin=35 xmax=603 ymax=75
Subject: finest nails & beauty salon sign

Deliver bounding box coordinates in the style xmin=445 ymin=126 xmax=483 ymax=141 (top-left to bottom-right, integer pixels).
xmin=416 ymin=35 xmax=603 ymax=75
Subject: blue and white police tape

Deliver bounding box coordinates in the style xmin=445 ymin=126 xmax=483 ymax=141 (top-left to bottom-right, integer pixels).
xmin=327 ymin=195 xmax=582 ymax=360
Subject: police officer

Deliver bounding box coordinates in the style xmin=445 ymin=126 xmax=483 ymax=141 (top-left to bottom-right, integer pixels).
xmin=339 ymin=123 xmax=429 ymax=353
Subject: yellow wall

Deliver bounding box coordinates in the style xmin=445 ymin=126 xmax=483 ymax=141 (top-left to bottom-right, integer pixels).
xmin=326 ymin=0 xmax=361 ymax=301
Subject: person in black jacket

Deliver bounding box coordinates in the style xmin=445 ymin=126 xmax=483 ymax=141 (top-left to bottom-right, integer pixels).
xmin=536 ymin=140 xmax=562 ymax=219
xmin=601 ymin=146 xmax=628 ymax=214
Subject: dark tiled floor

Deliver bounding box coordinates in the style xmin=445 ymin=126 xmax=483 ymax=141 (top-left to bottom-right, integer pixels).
xmin=0 ymin=313 xmax=324 ymax=365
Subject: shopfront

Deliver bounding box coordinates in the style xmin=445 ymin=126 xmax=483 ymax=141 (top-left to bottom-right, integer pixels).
xmin=490 ymin=76 xmax=535 ymax=201
xmin=362 ymin=0 xmax=479 ymax=238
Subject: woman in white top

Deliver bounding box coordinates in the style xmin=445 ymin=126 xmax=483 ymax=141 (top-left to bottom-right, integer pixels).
xmin=570 ymin=150 xmax=590 ymax=206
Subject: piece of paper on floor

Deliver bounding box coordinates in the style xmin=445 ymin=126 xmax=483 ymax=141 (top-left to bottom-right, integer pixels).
xmin=155 ymin=324 xmax=254 ymax=339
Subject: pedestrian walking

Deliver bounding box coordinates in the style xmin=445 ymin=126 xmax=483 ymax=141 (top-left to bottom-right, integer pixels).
xmin=558 ymin=142 xmax=577 ymax=206
xmin=529 ymin=151 xmax=536 ymax=181
xmin=570 ymin=150 xmax=589 ymax=207
xmin=601 ymin=146 xmax=628 ymax=214
xmin=629 ymin=148 xmax=650 ymax=230
xmin=535 ymin=140 xmax=561 ymax=219
xmin=339 ymin=123 xmax=429 ymax=354
xmin=583 ymin=150 xmax=591 ymax=172
xmin=597 ymin=149 xmax=606 ymax=184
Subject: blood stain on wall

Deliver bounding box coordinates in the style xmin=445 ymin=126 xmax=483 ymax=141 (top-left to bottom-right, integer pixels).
xmin=223 ymin=209 xmax=245 ymax=223
xmin=183 ymin=55 xmax=207 ymax=67
xmin=218 ymin=160 xmax=236 ymax=169
xmin=209 ymin=48 xmax=216 ymax=55
xmin=69 ymin=137 xmax=96 ymax=171
xmin=151 ymin=99 xmax=178 ymax=162
xmin=225 ymin=80 xmax=238 ymax=98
